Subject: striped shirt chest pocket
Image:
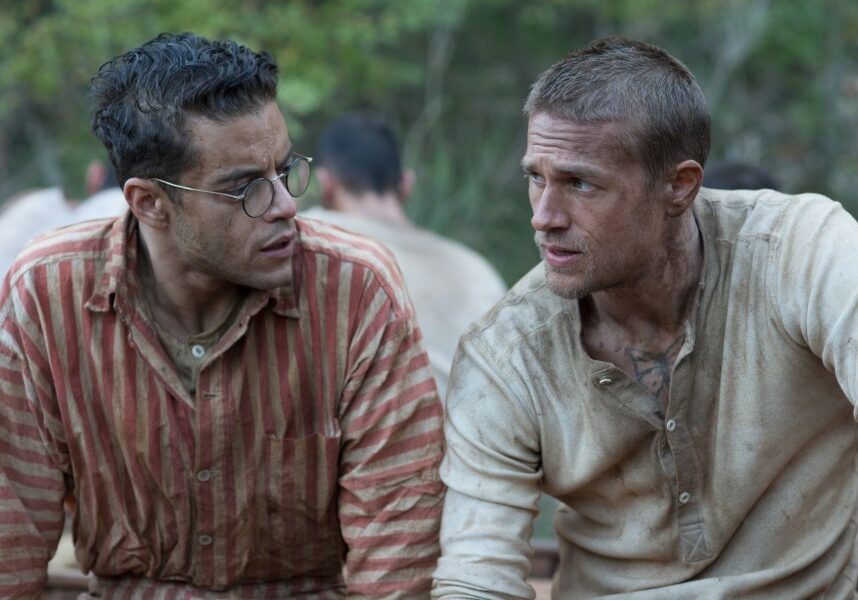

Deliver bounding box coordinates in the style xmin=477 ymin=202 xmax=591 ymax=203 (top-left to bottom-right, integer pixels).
xmin=258 ymin=431 xmax=344 ymax=573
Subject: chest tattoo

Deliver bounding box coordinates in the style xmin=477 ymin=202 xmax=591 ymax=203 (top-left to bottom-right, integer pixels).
xmin=624 ymin=334 xmax=685 ymax=401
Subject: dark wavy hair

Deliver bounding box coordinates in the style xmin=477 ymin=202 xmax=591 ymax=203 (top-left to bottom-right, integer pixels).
xmin=90 ymin=32 xmax=279 ymax=188
xmin=524 ymin=37 xmax=710 ymax=189
xmin=317 ymin=113 xmax=403 ymax=196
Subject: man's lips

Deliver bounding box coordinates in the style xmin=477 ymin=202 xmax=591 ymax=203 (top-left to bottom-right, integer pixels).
xmin=260 ymin=232 xmax=297 ymax=257
xmin=542 ymin=244 xmax=583 ymax=268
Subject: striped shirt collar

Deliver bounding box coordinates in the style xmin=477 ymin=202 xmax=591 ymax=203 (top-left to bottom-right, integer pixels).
xmin=85 ymin=211 xmax=301 ymax=319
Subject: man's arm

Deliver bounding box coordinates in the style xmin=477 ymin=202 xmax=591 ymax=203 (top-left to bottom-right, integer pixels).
xmin=771 ymin=194 xmax=858 ymax=406
xmin=432 ymin=333 xmax=542 ymax=600
xmin=337 ymin=284 xmax=445 ymax=598
xmin=0 ymin=293 xmax=67 ymax=597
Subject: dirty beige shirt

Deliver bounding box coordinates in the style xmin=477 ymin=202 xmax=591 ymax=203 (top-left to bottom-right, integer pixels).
xmin=302 ymin=208 xmax=507 ymax=397
xmin=434 ymin=189 xmax=858 ymax=599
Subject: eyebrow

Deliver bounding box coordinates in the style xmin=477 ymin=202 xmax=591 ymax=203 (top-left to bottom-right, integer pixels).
xmin=210 ymin=148 xmax=294 ymax=188
xmin=553 ymin=165 xmax=605 ymax=180
xmin=521 ymin=158 xmax=606 ymax=180
xmin=211 ymin=168 xmax=262 ymax=188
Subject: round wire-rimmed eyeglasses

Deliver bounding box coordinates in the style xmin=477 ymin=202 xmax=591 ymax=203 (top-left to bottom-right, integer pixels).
xmin=151 ymin=154 xmax=313 ymax=218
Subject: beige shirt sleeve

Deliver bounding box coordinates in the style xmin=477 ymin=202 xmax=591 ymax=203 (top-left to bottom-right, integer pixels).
xmin=432 ymin=334 xmax=542 ymax=600
xmin=770 ymin=194 xmax=858 ymax=410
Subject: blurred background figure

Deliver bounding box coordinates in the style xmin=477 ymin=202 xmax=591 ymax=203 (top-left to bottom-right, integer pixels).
xmin=303 ymin=113 xmax=507 ymax=397
xmin=703 ymin=160 xmax=780 ymax=191
xmin=1 ymin=160 xmax=126 ymax=593
xmin=2 ymin=1 xmax=856 ymax=291
xmin=0 ymin=159 xmax=126 ymax=277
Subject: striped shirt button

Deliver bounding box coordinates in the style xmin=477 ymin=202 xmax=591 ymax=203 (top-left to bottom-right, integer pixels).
xmin=197 ymin=469 xmax=211 ymax=482
xmin=198 ymin=534 xmax=213 ymax=546
xmin=598 ymin=377 xmax=612 ymax=386
xmin=191 ymin=344 xmax=206 ymax=359
xmin=666 ymin=419 xmax=677 ymax=432
xmin=678 ymin=491 xmax=691 ymax=504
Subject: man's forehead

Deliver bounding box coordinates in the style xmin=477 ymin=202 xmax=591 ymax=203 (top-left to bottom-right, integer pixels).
xmin=524 ymin=112 xmax=634 ymax=163
xmin=184 ymin=103 xmax=286 ymax=141
xmin=527 ymin=112 xmax=627 ymax=144
xmin=183 ymin=103 xmax=291 ymax=173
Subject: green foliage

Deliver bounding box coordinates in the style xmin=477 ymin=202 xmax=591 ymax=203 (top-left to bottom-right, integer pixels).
xmin=0 ymin=0 xmax=856 ymax=286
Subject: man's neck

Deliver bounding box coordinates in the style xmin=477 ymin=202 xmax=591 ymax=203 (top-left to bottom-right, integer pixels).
xmin=583 ymin=213 xmax=702 ymax=338
xmin=332 ymin=191 xmax=411 ymax=227
xmin=579 ymin=214 xmax=703 ymax=409
xmin=137 ymin=227 xmax=243 ymax=339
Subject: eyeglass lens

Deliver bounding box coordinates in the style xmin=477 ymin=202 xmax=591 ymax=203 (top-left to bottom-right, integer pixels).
xmin=286 ymin=157 xmax=311 ymax=198
xmin=242 ymin=156 xmax=312 ymax=218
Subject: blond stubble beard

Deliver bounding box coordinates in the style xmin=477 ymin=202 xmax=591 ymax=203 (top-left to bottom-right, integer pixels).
xmin=534 ymin=231 xmax=643 ymax=300
xmin=534 ymin=232 xmax=597 ymax=300
xmin=542 ymin=260 xmax=598 ymax=300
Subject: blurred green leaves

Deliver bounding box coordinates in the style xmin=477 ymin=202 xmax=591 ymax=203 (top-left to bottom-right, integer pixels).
xmin=0 ymin=0 xmax=856 ymax=285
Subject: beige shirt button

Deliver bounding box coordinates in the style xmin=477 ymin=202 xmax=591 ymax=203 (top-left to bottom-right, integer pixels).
xmin=198 ymin=534 xmax=213 ymax=546
xmin=191 ymin=344 xmax=206 ymax=359
xmin=598 ymin=377 xmax=612 ymax=386
xmin=678 ymin=491 xmax=691 ymax=504
xmin=197 ymin=469 xmax=211 ymax=482
xmin=666 ymin=419 xmax=677 ymax=432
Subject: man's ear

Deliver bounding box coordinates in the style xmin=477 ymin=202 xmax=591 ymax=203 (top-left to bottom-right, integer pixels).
xmin=398 ymin=168 xmax=415 ymax=202
xmin=664 ymin=160 xmax=704 ymax=217
xmin=316 ymin=168 xmax=339 ymax=209
xmin=124 ymin=178 xmax=171 ymax=230
xmin=85 ymin=160 xmax=108 ymax=197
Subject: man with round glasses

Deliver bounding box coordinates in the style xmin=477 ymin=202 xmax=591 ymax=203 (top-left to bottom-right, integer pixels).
xmin=151 ymin=152 xmax=313 ymax=218
xmin=0 ymin=33 xmax=444 ymax=598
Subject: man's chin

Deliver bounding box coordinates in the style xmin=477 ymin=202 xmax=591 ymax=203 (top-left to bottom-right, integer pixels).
xmin=237 ymin=267 xmax=293 ymax=292
xmin=544 ymin=266 xmax=591 ymax=300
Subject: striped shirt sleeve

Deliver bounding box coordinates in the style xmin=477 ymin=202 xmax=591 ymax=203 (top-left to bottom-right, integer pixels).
xmin=0 ymin=273 xmax=68 ymax=597
xmin=336 ymin=269 xmax=445 ymax=598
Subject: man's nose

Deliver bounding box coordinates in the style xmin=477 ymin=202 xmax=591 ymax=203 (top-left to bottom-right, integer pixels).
xmin=263 ymin=178 xmax=297 ymax=222
xmin=531 ymin=186 xmax=571 ymax=232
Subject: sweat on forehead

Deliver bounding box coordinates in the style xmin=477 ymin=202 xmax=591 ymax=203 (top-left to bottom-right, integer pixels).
xmin=526 ymin=112 xmax=640 ymax=165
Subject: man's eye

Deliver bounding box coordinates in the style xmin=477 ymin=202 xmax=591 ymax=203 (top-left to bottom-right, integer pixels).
xmin=572 ymin=179 xmax=595 ymax=192
xmin=525 ymin=172 xmax=545 ymax=185
xmin=223 ymin=183 xmax=250 ymax=196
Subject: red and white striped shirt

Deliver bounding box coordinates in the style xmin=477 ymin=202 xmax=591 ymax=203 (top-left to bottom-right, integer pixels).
xmin=0 ymin=213 xmax=444 ymax=598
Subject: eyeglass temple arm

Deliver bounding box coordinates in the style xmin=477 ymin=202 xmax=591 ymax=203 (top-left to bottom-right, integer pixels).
xmin=152 ymin=178 xmax=244 ymax=200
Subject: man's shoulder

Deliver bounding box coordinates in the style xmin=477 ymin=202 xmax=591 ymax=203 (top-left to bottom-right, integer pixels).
xmin=1 ymin=217 xmax=120 ymax=327
xmin=412 ymin=230 xmax=506 ymax=290
xmin=295 ymin=215 xmax=411 ymax=312
xmin=296 ymin=213 xmax=400 ymax=272
xmin=697 ymin=187 xmax=844 ymax=241
xmin=301 ymin=207 xmax=505 ymax=291
xmin=6 ymin=217 xmax=119 ymax=284
xmin=462 ymin=263 xmax=571 ymax=357
xmin=300 ymin=207 xmax=366 ymax=233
